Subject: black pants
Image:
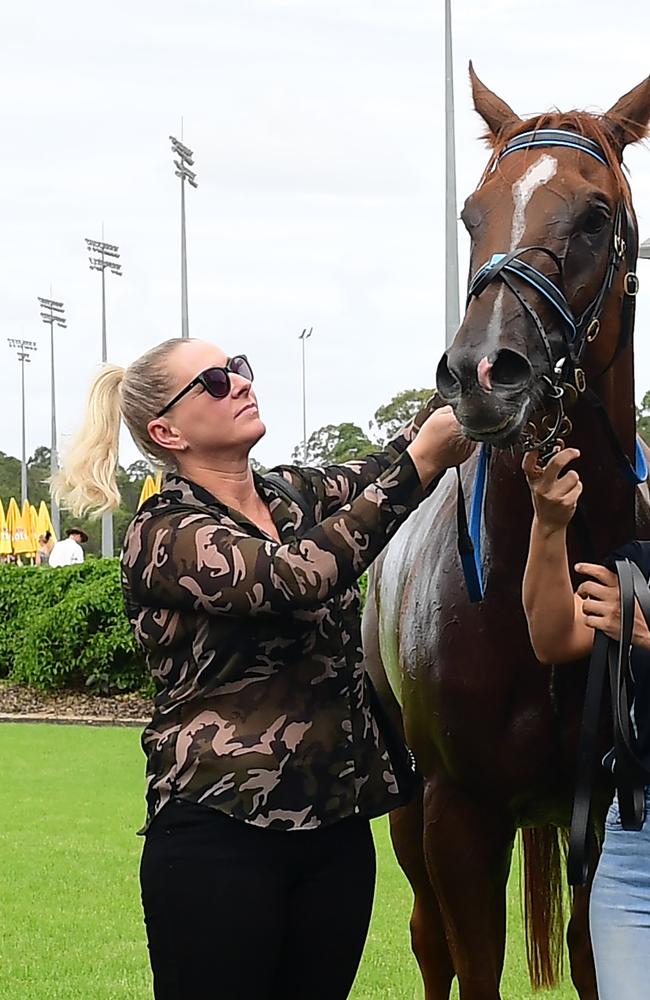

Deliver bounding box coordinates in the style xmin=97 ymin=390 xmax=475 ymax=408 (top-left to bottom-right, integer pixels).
xmin=140 ymin=799 xmax=376 ymax=1000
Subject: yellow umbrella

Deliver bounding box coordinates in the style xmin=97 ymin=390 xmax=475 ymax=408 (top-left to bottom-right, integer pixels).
xmin=137 ymin=475 xmax=158 ymax=510
xmin=0 ymin=501 xmax=11 ymax=556
xmin=6 ymin=498 xmax=20 ymax=553
xmin=36 ymin=501 xmax=57 ymax=544
xmin=30 ymin=505 xmax=39 ymax=546
xmin=13 ymin=502 xmax=35 ymax=556
xmin=154 ymin=470 xmax=163 ymax=492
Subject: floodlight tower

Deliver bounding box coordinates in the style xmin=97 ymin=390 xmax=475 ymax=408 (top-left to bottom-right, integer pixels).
xmin=299 ymin=328 xmax=313 ymax=462
xmin=170 ymin=135 xmax=198 ymax=339
xmin=38 ymin=297 xmax=66 ymax=537
xmin=7 ymin=339 xmax=37 ymax=506
xmin=85 ymin=236 xmax=122 ymax=558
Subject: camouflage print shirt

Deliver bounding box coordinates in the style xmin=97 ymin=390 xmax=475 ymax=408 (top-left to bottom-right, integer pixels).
xmin=121 ymin=402 xmax=439 ymax=832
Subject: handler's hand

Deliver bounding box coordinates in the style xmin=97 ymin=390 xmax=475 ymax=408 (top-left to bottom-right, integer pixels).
xmin=575 ymin=562 xmax=650 ymax=649
xmin=408 ymin=406 xmax=476 ymax=485
xmin=522 ymin=447 xmax=582 ymax=531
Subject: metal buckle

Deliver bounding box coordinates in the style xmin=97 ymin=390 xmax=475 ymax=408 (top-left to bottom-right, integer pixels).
xmin=624 ymin=272 xmax=639 ymax=296
xmin=559 ymin=416 xmax=573 ymax=437
xmin=614 ymin=235 xmax=626 ymax=258
xmin=575 ymin=369 xmax=587 ymax=393
xmin=586 ymin=318 xmax=600 ymax=343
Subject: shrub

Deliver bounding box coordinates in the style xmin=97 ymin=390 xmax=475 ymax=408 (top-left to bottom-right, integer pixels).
xmin=0 ymin=561 xmax=148 ymax=693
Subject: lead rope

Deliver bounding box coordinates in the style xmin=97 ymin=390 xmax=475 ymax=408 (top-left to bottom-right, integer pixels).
xmin=455 ymin=443 xmax=491 ymax=602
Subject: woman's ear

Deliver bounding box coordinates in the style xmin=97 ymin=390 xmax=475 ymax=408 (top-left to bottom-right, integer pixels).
xmin=147 ymin=419 xmax=188 ymax=455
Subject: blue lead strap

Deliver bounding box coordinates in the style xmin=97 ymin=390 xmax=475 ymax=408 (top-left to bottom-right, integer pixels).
xmin=456 ymin=444 xmax=490 ymax=602
xmin=632 ymin=437 xmax=648 ymax=486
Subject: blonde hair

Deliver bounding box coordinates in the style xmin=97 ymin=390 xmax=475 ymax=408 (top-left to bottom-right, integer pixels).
xmin=53 ymin=338 xmax=186 ymax=517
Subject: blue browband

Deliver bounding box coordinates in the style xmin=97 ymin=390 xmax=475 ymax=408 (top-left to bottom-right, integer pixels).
xmin=498 ymin=128 xmax=609 ymax=167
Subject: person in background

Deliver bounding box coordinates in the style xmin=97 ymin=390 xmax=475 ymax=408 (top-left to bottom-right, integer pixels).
xmin=35 ymin=531 xmax=54 ymax=566
xmin=48 ymin=527 xmax=88 ymax=568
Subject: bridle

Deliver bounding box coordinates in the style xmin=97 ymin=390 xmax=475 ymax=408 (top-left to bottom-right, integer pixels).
xmin=455 ymin=128 xmax=644 ymax=603
xmin=466 ymin=128 xmax=640 ymax=456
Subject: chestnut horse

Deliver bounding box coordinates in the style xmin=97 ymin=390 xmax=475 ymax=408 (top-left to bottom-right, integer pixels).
xmin=364 ymin=67 xmax=650 ymax=999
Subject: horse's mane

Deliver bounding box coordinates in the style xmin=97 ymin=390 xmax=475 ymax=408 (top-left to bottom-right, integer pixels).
xmin=480 ymin=111 xmax=632 ymax=208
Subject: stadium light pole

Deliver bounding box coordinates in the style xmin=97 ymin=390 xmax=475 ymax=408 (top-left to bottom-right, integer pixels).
xmin=170 ymin=135 xmax=198 ymax=339
xmin=445 ymin=0 xmax=460 ymax=348
xmin=37 ymin=297 xmax=66 ymax=538
xmin=7 ymin=339 xmax=37 ymax=506
xmin=85 ymin=236 xmax=122 ymax=558
xmin=299 ymin=328 xmax=313 ymax=462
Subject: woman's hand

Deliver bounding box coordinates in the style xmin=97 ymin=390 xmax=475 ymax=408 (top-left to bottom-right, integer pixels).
xmin=407 ymin=406 xmax=476 ymax=485
xmin=576 ymin=562 xmax=650 ymax=649
xmin=522 ymin=447 xmax=582 ymax=533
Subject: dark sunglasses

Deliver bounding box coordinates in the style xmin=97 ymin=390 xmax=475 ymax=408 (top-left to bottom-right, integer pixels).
xmin=156 ymin=355 xmax=254 ymax=418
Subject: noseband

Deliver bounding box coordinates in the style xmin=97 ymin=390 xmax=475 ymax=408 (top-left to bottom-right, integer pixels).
xmin=466 ymin=128 xmax=640 ymax=455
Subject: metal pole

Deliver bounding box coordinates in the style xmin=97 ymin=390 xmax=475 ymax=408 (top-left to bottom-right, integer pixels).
xmin=38 ymin=297 xmax=65 ymax=539
xmin=85 ymin=238 xmax=120 ymax=559
xmin=50 ymin=324 xmax=60 ymax=537
xmin=20 ymin=356 xmax=27 ymax=507
xmin=299 ymin=328 xmax=313 ymax=462
xmin=181 ymin=175 xmax=189 ymax=338
xmin=100 ymin=265 xmax=113 ymax=558
xmin=445 ymin=0 xmax=460 ymax=348
xmin=170 ymin=135 xmax=196 ymax=340
xmin=101 ymin=256 xmax=107 ymax=363
xmin=301 ymin=337 xmax=307 ymax=461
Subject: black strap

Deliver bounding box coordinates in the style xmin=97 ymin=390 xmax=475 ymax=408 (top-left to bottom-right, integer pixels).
xmin=568 ymin=630 xmax=610 ymax=886
xmin=568 ymin=558 xmax=650 ymax=885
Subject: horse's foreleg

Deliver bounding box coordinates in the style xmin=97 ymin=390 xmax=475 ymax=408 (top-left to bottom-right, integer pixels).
xmin=422 ymin=777 xmax=514 ymax=1000
xmin=390 ymin=791 xmax=455 ymax=1000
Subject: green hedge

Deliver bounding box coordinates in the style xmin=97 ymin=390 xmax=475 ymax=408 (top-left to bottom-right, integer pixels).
xmin=0 ymin=560 xmax=148 ymax=693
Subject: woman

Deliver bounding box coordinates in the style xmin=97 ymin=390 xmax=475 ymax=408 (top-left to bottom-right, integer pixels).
xmin=522 ymin=446 xmax=650 ymax=1000
xmin=36 ymin=531 xmax=53 ymax=566
xmin=55 ymin=337 xmax=474 ymax=1000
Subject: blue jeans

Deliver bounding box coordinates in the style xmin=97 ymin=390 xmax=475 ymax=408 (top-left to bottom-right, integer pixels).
xmin=589 ymin=788 xmax=650 ymax=1000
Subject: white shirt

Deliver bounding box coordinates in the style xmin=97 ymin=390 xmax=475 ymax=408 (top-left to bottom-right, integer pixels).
xmin=48 ymin=537 xmax=85 ymax=567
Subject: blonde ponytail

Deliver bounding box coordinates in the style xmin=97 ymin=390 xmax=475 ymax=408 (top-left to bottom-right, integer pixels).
xmin=54 ymin=338 xmax=186 ymax=518
xmin=53 ymin=365 xmax=125 ymax=516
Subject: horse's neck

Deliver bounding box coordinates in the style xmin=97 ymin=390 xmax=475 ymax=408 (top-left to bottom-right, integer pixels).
xmin=484 ymin=342 xmax=638 ymax=566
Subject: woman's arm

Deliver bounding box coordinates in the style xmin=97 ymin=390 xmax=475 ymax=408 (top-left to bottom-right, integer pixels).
xmin=127 ymin=409 xmax=474 ymax=617
xmin=274 ymin=396 xmax=443 ymax=519
xmin=522 ymin=448 xmax=593 ymax=664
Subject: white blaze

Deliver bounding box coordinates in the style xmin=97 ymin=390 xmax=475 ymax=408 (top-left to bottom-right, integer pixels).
xmin=510 ymin=153 xmax=557 ymax=250
xmin=483 ymin=153 xmax=558 ymax=349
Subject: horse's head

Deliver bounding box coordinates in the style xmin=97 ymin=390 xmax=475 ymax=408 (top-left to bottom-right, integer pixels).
xmin=437 ymin=66 xmax=650 ymax=448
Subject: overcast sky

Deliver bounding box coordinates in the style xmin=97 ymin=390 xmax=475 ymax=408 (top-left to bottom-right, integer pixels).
xmin=2 ymin=0 xmax=649 ymax=472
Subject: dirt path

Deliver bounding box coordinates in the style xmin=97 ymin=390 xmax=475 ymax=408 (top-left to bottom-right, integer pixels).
xmin=0 ymin=681 xmax=152 ymax=727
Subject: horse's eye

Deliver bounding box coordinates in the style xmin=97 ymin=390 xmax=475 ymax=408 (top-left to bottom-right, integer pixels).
xmin=582 ymin=207 xmax=610 ymax=235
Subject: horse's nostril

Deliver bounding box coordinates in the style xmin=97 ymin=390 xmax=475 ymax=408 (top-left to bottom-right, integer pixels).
xmin=490 ymin=349 xmax=532 ymax=391
xmin=436 ymin=353 xmax=461 ymax=401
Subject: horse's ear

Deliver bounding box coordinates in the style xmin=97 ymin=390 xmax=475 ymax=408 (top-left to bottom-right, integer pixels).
xmin=603 ymin=75 xmax=650 ymax=151
xmin=469 ymin=61 xmax=521 ymax=145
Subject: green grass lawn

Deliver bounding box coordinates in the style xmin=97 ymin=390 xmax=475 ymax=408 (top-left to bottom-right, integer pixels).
xmin=0 ymin=724 xmax=576 ymax=999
